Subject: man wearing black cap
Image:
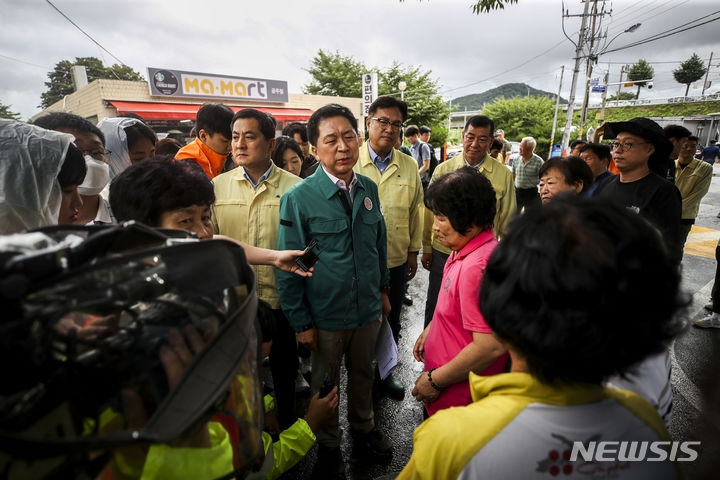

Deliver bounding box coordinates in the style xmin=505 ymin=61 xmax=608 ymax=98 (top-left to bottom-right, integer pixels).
xmin=595 ymin=117 xmax=682 ymax=264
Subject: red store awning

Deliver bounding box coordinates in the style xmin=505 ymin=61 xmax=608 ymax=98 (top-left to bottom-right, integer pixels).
xmin=107 ymin=101 xmax=313 ymax=122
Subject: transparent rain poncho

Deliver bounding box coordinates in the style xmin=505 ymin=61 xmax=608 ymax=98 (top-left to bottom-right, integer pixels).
xmin=97 ymin=117 xmax=142 ymax=179
xmin=0 ymin=119 xmax=73 ymax=234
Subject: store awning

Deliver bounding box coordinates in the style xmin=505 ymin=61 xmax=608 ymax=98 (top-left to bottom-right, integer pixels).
xmin=107 ymin=101 xmax=313 ymax=121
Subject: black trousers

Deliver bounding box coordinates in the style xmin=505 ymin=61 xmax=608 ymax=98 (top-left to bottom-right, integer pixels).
xmin=423 ymin=249 xmax=450 ymax=328
xmin=712 ymin=244 xmax=720 ymax=313
xmin=270 ymin=309 xmax=299 ymax=430
xmin=388 ymin=263 xmax=407 ymax=341
xmin=516 ymin=187 xmax=540 ymax=212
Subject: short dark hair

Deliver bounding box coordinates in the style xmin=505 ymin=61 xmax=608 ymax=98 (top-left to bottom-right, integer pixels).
xmin=569 ymin=139 xmax=587 ymax=150
xmin=539 ymin=156 xmax=594 ymax=193
xmin=124 ymin=121 xmax=157 ymax=150
xmin=231 ymin=109 xmax=275 ymax=140
xmin=464 ymin=115 xmax=494 ymax=134
xmin=490 ymin=139 xmax=503 ymax=151
xmin=405 ymin=125 xmax=419 ymax=137
xmin=307 ymin=104 xmax=358 ymax=147
xmin=33 ymin=112 xmax=105 ymax=146
xmin=579 ymin=143 xmax=611 ymax=166
xmin=196 ymin=103 xmax=233 ymax=139
xmin=155 ymin=137 xmax=183 ymax=156
xmin=57 ymin=143 xmax=87 ymax=188
xmin=271 ymin=136 xmax=304 ymax=169
xmin=282 ymin=122 xmax=308 ymax=143
xmin=425 ymin=167 xmax=496 ymax=234
xmin=110 ymin=156 xmax=215 ymax=227
xmin=367 ymin=96 xmax=408 ymax=122
xmin=480 ymin=198 xmax=685 ymax=385
xmin=663 ymin=124 xmax=691 ymax=140
xmin=711 ymin=140 xmax=717 ymax=145
xmin=687 ymin=135 xmax=699 ymax=143
xmin=419 ymin=125 xmax=431 ymax=135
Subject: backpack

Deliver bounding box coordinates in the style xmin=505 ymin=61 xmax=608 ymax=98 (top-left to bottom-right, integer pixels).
xmin=426 ymin=142 xmax=439 ymax=177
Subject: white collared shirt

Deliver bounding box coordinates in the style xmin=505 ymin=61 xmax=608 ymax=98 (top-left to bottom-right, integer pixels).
xmin=321 ymin=165 xmax=358 ymax=203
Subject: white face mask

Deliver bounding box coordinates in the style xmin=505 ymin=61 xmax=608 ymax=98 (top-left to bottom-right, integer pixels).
xmin=77 ymin=155 xmax=110 ymax=196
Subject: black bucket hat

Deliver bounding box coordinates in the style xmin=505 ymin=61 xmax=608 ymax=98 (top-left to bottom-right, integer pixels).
xmin=603 ymin=117 xmax=673 ymax=159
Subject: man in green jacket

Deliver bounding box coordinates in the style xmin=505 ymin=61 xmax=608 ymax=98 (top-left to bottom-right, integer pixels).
xmin=277 ymin=104 xmax=392 ymax=477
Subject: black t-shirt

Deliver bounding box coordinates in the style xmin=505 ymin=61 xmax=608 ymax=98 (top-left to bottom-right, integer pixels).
xmin=595 ymin=173 xmax=682 ymax=263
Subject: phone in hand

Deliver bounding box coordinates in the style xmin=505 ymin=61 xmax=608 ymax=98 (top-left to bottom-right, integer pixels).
xmin=319 ymin=372 xmax=336 ymax=398
xmin=295 ymin=238 xmax=320 ymax=272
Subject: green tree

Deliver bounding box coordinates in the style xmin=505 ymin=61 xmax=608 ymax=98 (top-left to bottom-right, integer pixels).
xmin=303 ymin=50 xmax=451 ymax=145
xmin=673 ymin=53 xmax=707 ymax=96
xmin=0 ymin=102 xmax=21 ymax=120
xmin=606 ymin=91 xmax=637 ymax=101
xmin=400 ymin=0 xmax=518 ymax=14
xmin=482 ymin=96 xmax=555 ymax=157
xmin=303 ymin=50 xmax=368 ymax=98
xmin=40 ymin=57 xmax=143 ymax=108
xmin=627 ymin=59 xmax=654 ymax=99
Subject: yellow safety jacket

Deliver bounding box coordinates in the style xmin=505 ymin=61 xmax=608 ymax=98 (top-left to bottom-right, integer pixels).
xmin=675 ymin=157 xmax=712 ymax=221
xmin=212 ymin=164 xmax=301 ymax=308
xmin=422 ymin=153 xmax=516 ymax=255
xmin=355 ymin=145 xmax=423 ymax=268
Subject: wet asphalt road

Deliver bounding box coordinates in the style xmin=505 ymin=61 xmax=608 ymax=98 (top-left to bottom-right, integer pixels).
xmin=276 ymin=164 xmax=720 ymax=479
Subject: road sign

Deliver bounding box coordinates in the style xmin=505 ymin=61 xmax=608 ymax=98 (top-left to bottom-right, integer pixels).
xmin=590 ymin=78 xmax=599 ymax=86
xmin=362 ymin=73 xmax=378 ymax=117
xmin=591 ymin=86 xmax=606 ymax=93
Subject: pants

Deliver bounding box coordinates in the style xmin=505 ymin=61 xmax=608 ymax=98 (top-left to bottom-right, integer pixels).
xmin=712 ymin=244 xmax=720 ymax=313
xmin=423 ymin=248 xmax=450 ymax=328
xmin=387 ymin=263 xmax=408 ymax=341
xmin=679 ymin=222 xmax=693 ymax=253
xmin=516 ymin=187 xmax=540 ymax=212
xmin=269 ymin=309 xmax=299 ymax=430
xmin=312 ymin=318 xmax=382 ymax=447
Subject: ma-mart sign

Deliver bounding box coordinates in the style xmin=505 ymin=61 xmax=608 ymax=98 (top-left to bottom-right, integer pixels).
xmin=147 ymin=68 xmax=289 ymax=103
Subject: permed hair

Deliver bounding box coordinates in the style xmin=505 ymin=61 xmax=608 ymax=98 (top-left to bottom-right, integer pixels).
xmin=425 ymin=166 xmax=496 ymax=234
xmin=480 ymin=198 xmax=686 ymax=385
xmin=109 ymin=156 xmax=215 ymax=226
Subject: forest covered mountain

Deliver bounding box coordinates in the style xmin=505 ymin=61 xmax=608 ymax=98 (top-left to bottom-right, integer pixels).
xmin=451 ymin=83 xmax=566 ymax=111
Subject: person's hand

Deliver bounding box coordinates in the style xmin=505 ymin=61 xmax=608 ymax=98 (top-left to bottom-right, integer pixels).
xmin=411 ymin=372 xmax=441 ymax=404
xmin=406 ymin=252 xmax=418 ymax=281
xmin=264 ymin=409 xmax=280 ymax=436
xmin=304 ymin=387 xmax=339 ymax=432
xmin=593 ymin=123 xmax=606 ymax=143
xmin=421 ymin=252 xmax=433 ymax=271
xmin=274 ymin=249 xmax=314 ymax=277
xmin=381 ymin=291 xmax=391 ymax=318
xmin=413 ymin=324 xmax=430 ymax=362
xmin=296 ymin=328 xmax=318 ymax=351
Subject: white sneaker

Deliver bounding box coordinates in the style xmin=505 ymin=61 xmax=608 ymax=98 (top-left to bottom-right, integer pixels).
xmin=693 ymin=313 xmax=720 ymax=328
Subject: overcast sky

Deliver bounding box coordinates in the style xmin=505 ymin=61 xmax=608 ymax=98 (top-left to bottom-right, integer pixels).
xmin=1 ymin=0 xmax=719 ymax=120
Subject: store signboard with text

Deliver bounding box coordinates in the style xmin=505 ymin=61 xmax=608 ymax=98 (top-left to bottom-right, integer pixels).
xmin=147 ymin=68 xmax=289 ymax=102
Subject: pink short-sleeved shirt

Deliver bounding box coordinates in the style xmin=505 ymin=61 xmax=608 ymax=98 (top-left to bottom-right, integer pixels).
xmin=424 ymin=229 xmax=508 ymax=416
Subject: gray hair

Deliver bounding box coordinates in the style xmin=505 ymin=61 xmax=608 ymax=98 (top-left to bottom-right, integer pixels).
xmin=521 ymin=136 xmax=536 ymax=152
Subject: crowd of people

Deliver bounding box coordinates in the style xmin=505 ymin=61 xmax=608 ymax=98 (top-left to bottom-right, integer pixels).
xmin=0 ymin=94 xmax=716 ymax=479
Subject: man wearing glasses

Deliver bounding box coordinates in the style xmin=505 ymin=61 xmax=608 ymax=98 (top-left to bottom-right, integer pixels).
xmin=421 ymin=115 xmax=516 ymax=328
xmin=33 ymin=112 xmax=115 ymax=225
xmin=355 ymin=96 xmax=424 ymax=400
xmin=595 ymin=117 xmax=682 ymax=264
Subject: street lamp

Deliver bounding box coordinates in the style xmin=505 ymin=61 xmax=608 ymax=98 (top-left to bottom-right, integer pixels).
xmin=398 ymin=81 xmax=407 ymax=101
xmin=603 ymin=23 xmax=641 ymax=53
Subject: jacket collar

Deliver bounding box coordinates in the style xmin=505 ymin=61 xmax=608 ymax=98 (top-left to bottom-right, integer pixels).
xmin=469 ymin=372 xmax=606 ymax=406
xmin=359 ymin=144 xmax=400 ymax=176
xmin=230 ymin=161 xmax=280 ymax=188
xmin=309 ymin=162 xmax=366 ymax=200
xmin=449 ymin=229 xmax=496 ymax=263
xmin=460 ymin=152 xmax=496 ymax=174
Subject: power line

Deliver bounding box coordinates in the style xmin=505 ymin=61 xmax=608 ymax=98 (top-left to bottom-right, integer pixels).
xmin=45 ymin=0 xmax=127 ymax=66
xmin=604 ymin=10 xmax=720 ymax=54
xmin=0 ymin=53 xmax=50 ymax=69
xmin=607 ymin=0 xmax=689 ymax=36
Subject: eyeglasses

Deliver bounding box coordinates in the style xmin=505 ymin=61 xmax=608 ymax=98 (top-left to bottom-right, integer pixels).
xmin=610 ymin=141 xmax=650 ymax=151
xmin=371 ymin=117 xmax=404 ymax=130
xmin=78 ymin=148 xmax=110 ymax=161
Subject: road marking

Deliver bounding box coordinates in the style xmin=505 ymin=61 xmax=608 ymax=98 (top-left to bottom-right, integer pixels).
xmin=684 ymin=226 xmax=719 ymax=259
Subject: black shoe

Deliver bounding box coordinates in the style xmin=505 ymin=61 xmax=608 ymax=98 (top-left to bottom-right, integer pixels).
xmin=350 ymin=428 xmax=393 ymax=461
xmin=402 ymin=295 xmax=413 ymax=306
xmin=380 ymin=373 xmax=405 ymax=400
xmin=312 ymin=445 xmax=345 ymax=479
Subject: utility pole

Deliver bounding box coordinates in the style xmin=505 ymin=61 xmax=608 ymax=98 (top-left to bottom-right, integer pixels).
xmin=616 ymin=64 xmax=626 ymax=106
xmin=578 ymin=0 xmax=601 ymax=139
xmin=598 ymin=69 xmax=610 ymax=128
xmin=702 ymin=52 xmax=714 ymax=95
xmin=561 ymin=0 xmax=592 ymax=154
xmin=549 ymin=65 xmax=565 ymax=157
